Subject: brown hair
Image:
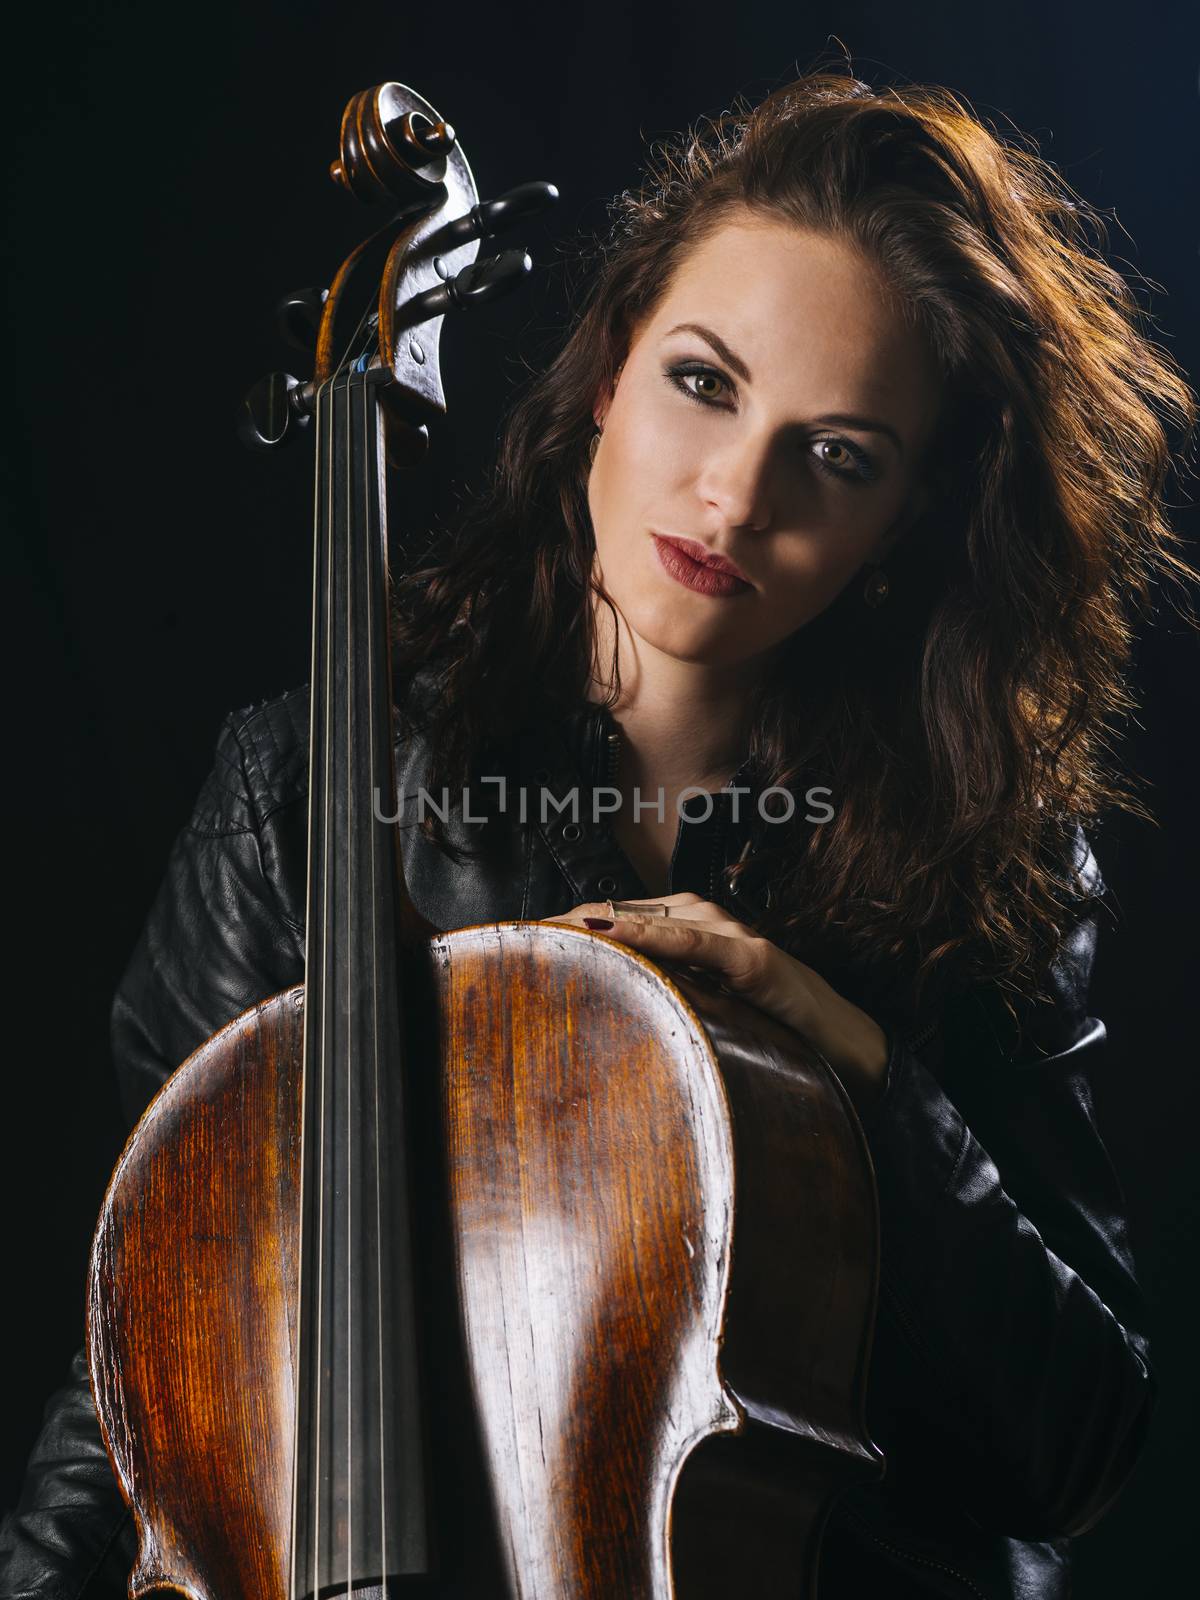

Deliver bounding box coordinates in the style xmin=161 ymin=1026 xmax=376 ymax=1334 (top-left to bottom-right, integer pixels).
xmin=391 ymin=66 xmax=1197 ymax=1028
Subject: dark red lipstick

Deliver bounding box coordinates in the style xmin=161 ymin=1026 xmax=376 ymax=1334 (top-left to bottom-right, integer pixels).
xmin=652 ymin=535 xmax=752 ymax=597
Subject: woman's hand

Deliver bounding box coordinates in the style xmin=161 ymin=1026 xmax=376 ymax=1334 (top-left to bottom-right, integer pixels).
xmin=539 ymin=892 xmax=890 ymax=1113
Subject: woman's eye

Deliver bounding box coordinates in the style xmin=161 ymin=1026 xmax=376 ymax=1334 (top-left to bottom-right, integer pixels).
xmin=811 ymin=437 xmax=879 ymax=486
xmin=665 ymin=363 xmax=732 ymax=406
xmin=817 ymin=440 xmax=850 ymax=468
xmin=690 ymin=372 xmax=727 ymax=401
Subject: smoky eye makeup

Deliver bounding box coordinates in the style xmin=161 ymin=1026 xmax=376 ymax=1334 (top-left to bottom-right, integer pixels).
xmin=661 ymin=359 xmax=883 ymax=486
xmin=809 ymin=437 xmax=882 ymax=485
xmin=663 ymin=361 xmax=733 ymax=406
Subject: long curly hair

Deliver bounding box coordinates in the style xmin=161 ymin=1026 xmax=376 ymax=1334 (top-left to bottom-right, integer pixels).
xmin=390 ymin=66 xmax=1196 ymax=1025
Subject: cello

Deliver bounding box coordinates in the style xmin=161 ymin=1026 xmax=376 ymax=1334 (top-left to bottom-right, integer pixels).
xmin=86 ymin=80 xmax=884 ymax=1599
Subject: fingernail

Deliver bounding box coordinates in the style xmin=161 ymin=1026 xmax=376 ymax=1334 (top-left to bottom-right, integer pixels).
xmin=583 ymin=917 xmax=614 ymax=929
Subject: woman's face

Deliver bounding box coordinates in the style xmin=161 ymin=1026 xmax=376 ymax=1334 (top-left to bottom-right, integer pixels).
xmin=587 ymin=211 xmax=944 ymax=670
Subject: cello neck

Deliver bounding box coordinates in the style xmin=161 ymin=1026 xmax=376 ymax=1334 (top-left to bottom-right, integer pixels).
xmin=308 ymin=364 xmax=424 ymax=961
xmin=290 ymin=365 xmax=434 ymax=1597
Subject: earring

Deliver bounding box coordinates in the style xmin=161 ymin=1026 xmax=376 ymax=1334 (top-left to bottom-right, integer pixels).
xmin=588 ymin=428 xmax=602 ymax=464
xmin=862 ymin=563 xmax=890 ymax=608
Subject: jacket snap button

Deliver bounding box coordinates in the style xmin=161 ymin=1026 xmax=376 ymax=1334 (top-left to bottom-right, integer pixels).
xmin=596 ymin=875 xmax=619 ymax=895
xmin=562 ymin=821 xmax=584 ymax=842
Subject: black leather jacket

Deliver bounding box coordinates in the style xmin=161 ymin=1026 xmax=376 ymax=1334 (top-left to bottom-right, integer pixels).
xmin=0 ymin=673 xmax=1154 ymax=1600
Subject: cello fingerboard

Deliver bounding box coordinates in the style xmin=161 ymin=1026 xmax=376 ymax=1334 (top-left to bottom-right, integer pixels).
xmin=291 ymin=368 xmax=432 ymax=1598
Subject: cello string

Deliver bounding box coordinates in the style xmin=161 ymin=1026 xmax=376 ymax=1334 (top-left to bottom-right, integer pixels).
xmin=328 ymin=335 xmax=374 ymax=1600
xmin=333 ymin=295 xmax=378 ymax=402
xmin=361 ymin=360 xmax=390 ymax=1591
xmin=344 ymin=363 xmax=355 ymax=1600
xmin=348 ymin=328 xmax=390 ymax=1596
xmin=358 ymin=351 xmax=382 ymax=1589
xmin=349 ymin=346 xmax=382 ymax=1592
xmin=290 ymin=373 xmax=327 ymax=1600
xmin=313 ymin=370 xmax=337 ymax=1600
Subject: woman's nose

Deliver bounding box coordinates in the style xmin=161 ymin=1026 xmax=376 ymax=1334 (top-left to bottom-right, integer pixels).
xmin=696 ymin=438 xmax=774 ymax=532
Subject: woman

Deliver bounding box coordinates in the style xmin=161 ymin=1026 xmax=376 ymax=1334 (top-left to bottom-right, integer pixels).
xmin=2 ymin=70 xmax=1193 ymax=1599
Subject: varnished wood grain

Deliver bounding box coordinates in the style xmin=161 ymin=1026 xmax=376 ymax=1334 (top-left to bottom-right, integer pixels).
xmin=426 ymin=921 xmax=883 ymax=1599
xmin=88 ymin=989 xmax=305 ymax=1600
xmin=88 ymin=922 xmax=881 ymax=1600
xmin=429 ymin=923 xmax=740 ymax=1599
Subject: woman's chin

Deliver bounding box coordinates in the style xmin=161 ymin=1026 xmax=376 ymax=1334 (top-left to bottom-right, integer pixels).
xmin=624 ymin=603 xmax=760 ymax=667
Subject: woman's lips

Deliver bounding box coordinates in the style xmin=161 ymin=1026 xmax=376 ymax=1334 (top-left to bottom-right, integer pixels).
xmin=652 ymin=535 xmax=752 ymax=598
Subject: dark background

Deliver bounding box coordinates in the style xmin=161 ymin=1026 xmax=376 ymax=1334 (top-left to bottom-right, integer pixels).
xmin=3 ymin=1 xmax=1196 ymax=1589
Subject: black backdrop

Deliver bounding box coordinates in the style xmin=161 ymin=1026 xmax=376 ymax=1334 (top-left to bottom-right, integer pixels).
xmin=3 ymin=2 xmax=1196 ymax=1591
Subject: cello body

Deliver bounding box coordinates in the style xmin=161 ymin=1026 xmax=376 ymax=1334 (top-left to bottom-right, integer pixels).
xmin=89 ymin=923 xmax=883 ymax=1599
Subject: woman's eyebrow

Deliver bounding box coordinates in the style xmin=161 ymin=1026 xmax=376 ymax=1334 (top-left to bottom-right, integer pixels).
xmin=815 ymin=412 xmax=904 ymax=454
xmin=666 ymin=321 xmax=752 ymax=382
xmin=665 ymin=321 xmax=904 ymax=455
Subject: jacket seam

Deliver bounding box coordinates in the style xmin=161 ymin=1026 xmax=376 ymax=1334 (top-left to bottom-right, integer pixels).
xmin=225 ymin=719 xmax=300 ymax=949
xmin=226 ymin=687 xmax=308 ymax=742
xmin=226 ymin=692 xmax=309 ymax=817
xmin=835 ymin=1504 xmax=991 ymax=1599
xmin=186 ymin=819 xmax=255 ymax=838
xmin=234 ymin=706 xmax=285 ymax=820
xmin=878 ymin=1273 xmax=950 ymax=1376
xmin=251 ymin=697 xmax=288 ymax=784
xmin=257 ymin=791 xmax=307 ymax=830
xmin=942 ymin=1117 xmax=973 ymax=1200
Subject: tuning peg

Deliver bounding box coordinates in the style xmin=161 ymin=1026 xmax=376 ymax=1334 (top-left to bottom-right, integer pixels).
xmin=433 ymin=182 xmax=559 ymax=248
xmin=385 ymin=111 xmax=455 ymax=158
xmin=276 ymin=287 xmax=329 ymax=353
xmin=398 ymin=248 xmax=533 ymax=328
xmin=237 ymin=372 xmax=313 ymax=450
